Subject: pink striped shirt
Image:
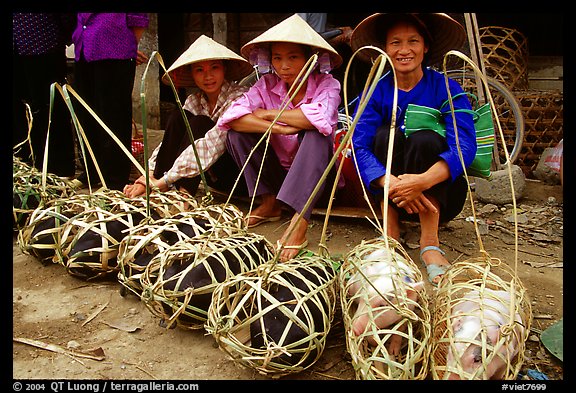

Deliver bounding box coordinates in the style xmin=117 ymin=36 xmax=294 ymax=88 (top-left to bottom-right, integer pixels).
xmin=217 ymin=72 xmax=341 ymax=169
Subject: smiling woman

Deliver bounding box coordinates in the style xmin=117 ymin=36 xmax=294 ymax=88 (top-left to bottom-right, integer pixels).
xmin=122 ymin=35 xmax=252 ymax=199
xmin=349 ymin=13 xmax=475 ymax=287
xmin=217 ymin=13 xmax=343 ymax=262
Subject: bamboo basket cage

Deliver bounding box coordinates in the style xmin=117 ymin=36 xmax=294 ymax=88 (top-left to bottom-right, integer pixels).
xmin=205 ymin=254 xmax=338 ymax=377
xmin=62 ymin=207 xmax=148 ymax=281
xmin=428 ymin=50 xmax=533 ymax=380
xmin=325 ymin=45 xmax=434 ymax=380
xmin=18 ymin=192 xmax=99 ymax=265
xmin=339 ymin=237 xmax=431 ymax=380
xmin=478 ymin=26 xmax=529 ymax=91
xmin=18 ymin=188 xmax=198 ymax=268
xmin=429 ymin=256 xmax=532 ymax=380
xmin=117 ymin=203 xmax=245 ymax=298
xmin=140 ymin=231 xmax=275 ymax=330
xmin=13 ymin=156 xmax=76 ymax=231
xmin=56 ymin=190 xmax=154 ymax=280
xmin=513 ymin=90 xmax=563 ymax=174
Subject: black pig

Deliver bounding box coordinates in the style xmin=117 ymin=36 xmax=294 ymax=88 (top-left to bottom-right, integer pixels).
xmin=250 ymin=265 xmax=334 ymax=367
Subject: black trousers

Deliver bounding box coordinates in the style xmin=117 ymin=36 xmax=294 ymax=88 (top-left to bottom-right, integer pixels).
xmin=13 ymin=52 xmax=76 ymax=177
xmin=372 ymin=126 xmax=468 ymax=223
xmin=73 ymin=57 xmax=135 ymax=190
xmin=153 ymin=109 xmax=247 ymax=197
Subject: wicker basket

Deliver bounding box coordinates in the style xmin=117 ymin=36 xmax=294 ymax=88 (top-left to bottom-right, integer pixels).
xmin=206 ymin=254 xmax=338 ymax=377
xmin=339 ymin=237 xmax=431 ymax=380
xmin=13 ymin=156 xmax=76 ymax=231
xmin=514 ymin=90 xmax=564 ymax=175
xmin=141 ymin=231 xmax=275 ymax=330
xmin=117 ymin=203 xmax=245 ymax=298
xmin=429 ymin=255 xmax=532 ymax=380
xmin=479 ymin=26 xmax=529 ymax=91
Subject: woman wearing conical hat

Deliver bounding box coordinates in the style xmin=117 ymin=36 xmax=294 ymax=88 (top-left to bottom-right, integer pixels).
xmin=124 ymin=34 xmax=253 ymax=198
xmin=350 ymin=13 xmax=476 ymax=286
xmin=217 ymin=14 xmax=343 ymax=262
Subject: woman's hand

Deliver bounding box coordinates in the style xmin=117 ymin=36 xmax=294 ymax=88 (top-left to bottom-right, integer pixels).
xmin=253 ymin=108 xmax=274 ymax=121
xmin=388 ymin=173 xmax=437 ymax=214
xmin=123 ymin=174 xmax=168 ymax=198
xmin=136 ymin=50 xmax=149 ymax=66
xmin=123 ymin=182 xmax=146 ymax=198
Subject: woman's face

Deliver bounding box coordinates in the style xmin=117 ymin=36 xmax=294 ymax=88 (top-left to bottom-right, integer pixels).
xmin=270 ymin=42 xmax=308 ymax=86
xmin=384 ymin=21 xmax=429 ymax=75
xmin=191 ymin=60 xmax=226 ymax=94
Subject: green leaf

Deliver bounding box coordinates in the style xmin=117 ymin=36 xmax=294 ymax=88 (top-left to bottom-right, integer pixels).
xmin=540 ymin=318 xmax=563 ymax=362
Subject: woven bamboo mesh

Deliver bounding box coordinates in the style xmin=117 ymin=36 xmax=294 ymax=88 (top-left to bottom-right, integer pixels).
xmin=131 ymin=189 xmax=200 ymax=217
xmin=429 ymin=256 xmax=532 ymax=380
xmin=140 ymin=231 xmax=274 ymax=330
xmin=117 ymin=203 xmax=245 ymax=298
xmin=18 ymin=193 xmax=99 ymax=265
xmin=205 ymin=255 xmax=338 ymax=377
xmin=513 ymin=90 xmax=563 ymax=173
xmin=13 ymin=156 xmax=76 ymax=231
xmin=478 ymin=26 xmax=529 ymax=91
xmin=59 ymin=193 xmax=151 ymax=280
xmin=339 ymin=237 xmax=431 ymax=380
xmin=431 ymin=50 xmax=533 ymax=380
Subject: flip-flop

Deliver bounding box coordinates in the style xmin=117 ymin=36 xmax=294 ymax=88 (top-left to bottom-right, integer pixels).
xmin=420 ymin=245 xmax=450 ymax=287
xmin=69 ymin=179 xmax=84 ymax=190
xmin=276 ymin=240 xmax=309 ymax=260
xmin=245 ymin=214 xmax=282 ymax=228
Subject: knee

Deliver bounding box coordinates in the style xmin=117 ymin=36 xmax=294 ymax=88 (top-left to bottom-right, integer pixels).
xmin=226 ymin=129 xmax=243 ymax=145
xmin=408 ymin=130 xmax=445 ymax=153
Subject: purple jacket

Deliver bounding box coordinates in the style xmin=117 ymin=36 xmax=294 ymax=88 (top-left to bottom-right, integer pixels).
xmin=72 ymin=13 xmax=149 ymax=62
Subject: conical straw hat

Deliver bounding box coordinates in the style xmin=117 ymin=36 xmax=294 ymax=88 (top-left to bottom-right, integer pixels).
xmin=350 ymin=13 xmax=466 ymax=67
xmin=162 ymin=34 xmax=253 ymax=87
xmin=240 ymin=13 xmax=343 ymax=70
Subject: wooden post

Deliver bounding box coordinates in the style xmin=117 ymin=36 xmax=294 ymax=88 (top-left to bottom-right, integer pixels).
xmin=464 ymin=13 xmax=501 ymax=168
xmin=212 ymin=13 xmax=227 ymax=45
xmin=464 ymin=13 xmax=487 ymax=103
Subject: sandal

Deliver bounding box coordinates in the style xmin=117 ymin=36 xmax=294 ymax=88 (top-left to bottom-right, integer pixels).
xmin=245 ymin=214 xmax=282 ymax=228
xmin=276 ymin=240 xmax=309 ymax=260
xmin=420 ymin=245 xmax=450 ymax=287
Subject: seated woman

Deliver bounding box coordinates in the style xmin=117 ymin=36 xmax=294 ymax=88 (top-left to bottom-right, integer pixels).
xmin=124 ymin=35 xmax=253 ymax=198
xmin=350 ymin=13 xmax=477 ymax=286
xmin=217 ymin=14 xmax=343 ymax=262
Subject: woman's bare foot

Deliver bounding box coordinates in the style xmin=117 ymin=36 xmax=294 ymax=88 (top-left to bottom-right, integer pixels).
xmin=277 ymin=213 xmax=308 ymax=262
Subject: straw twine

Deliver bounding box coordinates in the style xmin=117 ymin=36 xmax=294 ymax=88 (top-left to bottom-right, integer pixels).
xmin=140 ymin=231 xmax=274 ymax=330
xmin=339 ymin=237 xmax=431 ymax=380
xmin=205 ymin=254 xmax=338 ymax=377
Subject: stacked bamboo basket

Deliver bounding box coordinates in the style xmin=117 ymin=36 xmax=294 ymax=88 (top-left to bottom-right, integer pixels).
xmin=478 ymin=26 xmax=563 ymax=175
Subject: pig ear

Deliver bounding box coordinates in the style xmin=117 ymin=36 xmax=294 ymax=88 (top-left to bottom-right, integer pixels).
xmin=452 ymin=316 xmax=463 ymax=333
xmin=486 ymin=325 xmax=500 ymax=346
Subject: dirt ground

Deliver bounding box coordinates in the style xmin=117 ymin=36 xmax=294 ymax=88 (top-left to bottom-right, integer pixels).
xmin=12 ymin=175 xmax=563 ymax=382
